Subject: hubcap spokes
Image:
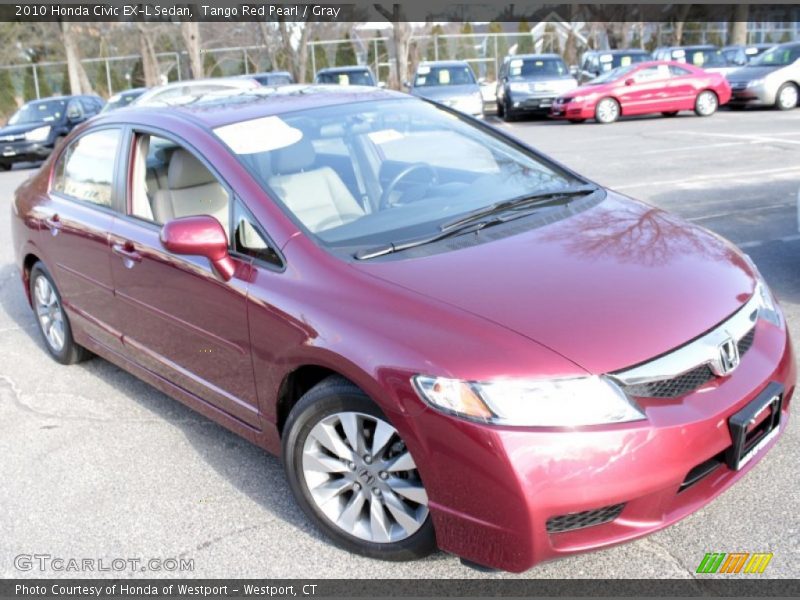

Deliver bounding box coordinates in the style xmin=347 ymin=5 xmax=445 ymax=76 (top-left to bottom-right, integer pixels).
xmin=598 ymin=101 xmax=617 ymax=122
xmin=302 ymin=411 xmax=428 ymax=543
xmin=698 ymin=93 xmax=716 ymax=114
xmin=34 ymin=276 xmax=65 ymax=352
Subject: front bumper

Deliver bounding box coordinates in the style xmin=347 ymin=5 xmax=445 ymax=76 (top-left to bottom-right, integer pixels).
xmin=728 ymin=82 xmax=776 ymax=106
xmin=507 ymin=92 xmax=561 ymax=114
xmin=0 ymin=139 xmax=54 ymax=164
xmin=550 ymin=98 xmax=594 ymax=120
xmin=406 ymin=320 xmax=795 ymax=572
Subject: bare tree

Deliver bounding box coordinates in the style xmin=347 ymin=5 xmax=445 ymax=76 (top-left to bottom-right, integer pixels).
xmin=136 ymin=23 xmax=161 ymax=86
xmin=180 ymin=22 xmax=203 ymax=79
xmin=61 ymin=22 xmax=94 ymax=94
xmin=373 ymin=4 xmax=412 ymax=88
xmin=672 ymin=4 xmax=693 ymax=46
xmin=730 ymin=5 xmax=750 ymax=45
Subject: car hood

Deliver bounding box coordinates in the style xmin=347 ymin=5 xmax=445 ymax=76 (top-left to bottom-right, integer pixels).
xmin=412 ymin=85 xmax=480 ymax=100
xmin=0 ymin=122 xmax=49 ymax=137
xmin=726 ymin=65 xmax=782 ymax=82
xmin=356 ymin=191 xmax=755 ymax=374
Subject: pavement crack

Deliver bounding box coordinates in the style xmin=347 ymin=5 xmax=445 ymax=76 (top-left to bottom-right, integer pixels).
xmin=639 ymin=537 xmax=700 ymax=583
xmin=182 ymin=521 xmax=270 ymax=556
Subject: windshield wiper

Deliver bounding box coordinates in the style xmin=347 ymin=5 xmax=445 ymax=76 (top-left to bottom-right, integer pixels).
xmin=439 ymin=184 xmax=597 ymax=232
xmin=354 ymin=185 xmax=598 ymax=261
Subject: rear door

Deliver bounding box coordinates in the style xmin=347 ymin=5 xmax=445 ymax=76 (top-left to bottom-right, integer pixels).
xmin=37 ymin=127 xmax=124 ymax=352
xmin=107 ymin=130 xmax=261 ymax=428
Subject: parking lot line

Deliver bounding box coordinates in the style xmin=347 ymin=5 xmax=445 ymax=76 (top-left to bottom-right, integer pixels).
xmin=612 ymin=166 xmax=800 ymax=190
xmin=669 ymin=130 xmax=800 ymax=146
xmin=686 ymin=202 xmax=793 ymax=222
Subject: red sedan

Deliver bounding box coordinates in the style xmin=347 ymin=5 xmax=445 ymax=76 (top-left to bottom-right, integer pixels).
xmin=551 ymin=60 xmax=732 ymax=123
xmin=11 ymin=86 xmax=792 ymax=572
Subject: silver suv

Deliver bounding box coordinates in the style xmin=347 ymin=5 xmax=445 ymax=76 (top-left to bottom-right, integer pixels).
xmin=726 ymin=42 xmax=800 ymax=110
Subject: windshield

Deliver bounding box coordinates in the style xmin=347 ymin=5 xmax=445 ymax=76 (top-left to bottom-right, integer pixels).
xmin=596 ymin=53 xmax=649 ymax=72
xmin=751 ymin=44 xmax=800 ymax=67
xmin=317 ymin=70 xmax=374 ymax=86
xmin=680 ymin=48 xmax=730 ymax=68
xmin=8 ymin=99 xmax=66 ymax=125
xmin=415 ymin=65 xmax=476 ymax=87
xmin=590 ymin=65 xmax=636 ymax=84
xmin=102 ymin=92 xmax=141 ymax=112
xmin=213 ymin=98 xmax=583 ymax=252
xmin=507 ymin=58 xmax=568 ymax=79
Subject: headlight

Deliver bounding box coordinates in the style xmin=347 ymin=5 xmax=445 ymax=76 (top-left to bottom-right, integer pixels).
xmin=747 ymin=78 xmax=765 ymax=88
xmin=509 ymin=82 xmax=529 ymax=93
xmin=572 ymin=93 xmax=597 ymax=103
xmin=413 ymin=374 xmax=645 ymax=427
xmin=744 ymin=254 xmax=783 ymax=327
xmin=25 ymin=126 xmax=50 ymax=142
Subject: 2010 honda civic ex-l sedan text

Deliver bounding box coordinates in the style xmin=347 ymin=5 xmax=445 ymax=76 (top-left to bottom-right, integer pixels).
xmin=10 ymin=86 xmax=795 ymax=572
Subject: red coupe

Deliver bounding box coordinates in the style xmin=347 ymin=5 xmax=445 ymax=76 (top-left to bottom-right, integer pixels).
xmin=10 ymin=86 xmax=792 ymax=572
xmin=551 ymin=60 xmax=732 ymax=123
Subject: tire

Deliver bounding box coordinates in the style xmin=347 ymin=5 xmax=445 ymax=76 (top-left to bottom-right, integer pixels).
xmin=282 ymin=376 xmax=436 ymax=561
xmin=694 ymin=90 xmax=718 ymax=116
xmin=661 ymin=111 xmax=679 ymax=117
xmin=502 ymin=98 xmax=516 ymax=122
xmin=567 ymin=118 xmax=586 ymax=124
xmin=496 ymin=100 xmax=505 ymax=118
xmin=775 ymin=83 xmax=798 ymax=110
xmin=594 ymin=97 xmax=620 ymax=124
xmin=0 ymin=163 xmax=11 ymax=171
xmin=29 ymin=263 xmax=90 ymax=365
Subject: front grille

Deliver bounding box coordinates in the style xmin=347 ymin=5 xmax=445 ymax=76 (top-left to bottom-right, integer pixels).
xmin=621 ymin=325 xmax=757 ymax=399
xmin=546 ymin=503 xmax=625 ymax=534
xmin=623 ymin=364 xmax=715 ymax=398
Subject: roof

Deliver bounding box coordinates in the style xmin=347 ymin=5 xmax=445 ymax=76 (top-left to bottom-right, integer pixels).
xmin=417 ymin=60 xmax=472 ymax=67
xmin=584 ymin=48 xmax=650 ymax=55
xmin=507 ymin=53 xmax=563 ymax=60
xmin=97 ymin=85 xmax=406 ymax=129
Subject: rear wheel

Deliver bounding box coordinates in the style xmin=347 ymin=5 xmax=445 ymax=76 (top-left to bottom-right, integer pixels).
xmin=694 ymin=90 xmax=718 ymax=116
xmin=496 ymin=99 xmax=505 ymax=118
xmin=282 ymin=376 xmax=436 ymax=561
xmin=29 ymin=263 xmax=90 ymax=365
xmin=595 ymin=98 xmax=620 ymax=124
xmin=661 ymin=111 xmax=679 ymax=117
xmin=775 ymin=83 xmax=798 ymax=110
xmin=502 ymin=98 xmax=516 ymax=122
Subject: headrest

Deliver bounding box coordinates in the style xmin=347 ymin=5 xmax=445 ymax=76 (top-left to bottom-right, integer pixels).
xmin=272 ymin=138 xmax=315 ymax=174
xmin=168 ymin=149 xmax=216 ymax=189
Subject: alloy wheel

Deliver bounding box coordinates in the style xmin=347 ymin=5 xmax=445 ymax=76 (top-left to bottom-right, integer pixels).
xmin=301 ymin=411 xmax=429 ymax=543
xmin=34 ymin=274 xmax=65 ymax=353
xmin=777 ymin=84 xmax=798 ymax=110
xmin=595 ymin=98 xmax=619 ymax=124
xmin=695 ymin=91 xmax=718 ymax=116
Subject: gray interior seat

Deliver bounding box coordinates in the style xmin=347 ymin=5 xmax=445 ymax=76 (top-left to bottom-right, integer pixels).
xmin=152 ymin=149 xmax=229 ymax=237
xmin=268 ymin=138 xmax=364 ymax=232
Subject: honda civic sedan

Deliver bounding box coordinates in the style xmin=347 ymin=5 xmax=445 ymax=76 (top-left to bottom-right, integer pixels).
xmin=551 ymin=60 xmax=731 ymax=123
xmin=10 ymin=85 xmax=794 ymax=572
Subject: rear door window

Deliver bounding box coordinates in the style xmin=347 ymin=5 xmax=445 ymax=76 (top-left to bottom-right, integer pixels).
xmin=53 ymin=128 xmax=122 ymax=208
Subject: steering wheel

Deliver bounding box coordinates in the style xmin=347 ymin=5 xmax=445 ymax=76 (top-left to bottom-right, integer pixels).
xmin=380 ymin=163 xmax=438 ymax=209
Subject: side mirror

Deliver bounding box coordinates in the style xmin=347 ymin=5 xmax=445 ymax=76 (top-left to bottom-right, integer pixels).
xmin=624 ymin=78 xmax=635 ymax=86
xmin=160 ymin=215 xmax=235 ymax=281
xmin=402 ymin=80 xmax=411 ymax=89
xmin=67 ymin=112 xmax=82 ymax=123
xmin=569 ymin=65 xmax=579 ymax=76
xmin=477 ymin=77 xmax=486 ymax=85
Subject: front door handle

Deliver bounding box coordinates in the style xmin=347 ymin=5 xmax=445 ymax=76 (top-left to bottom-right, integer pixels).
xmin=43 ymin=214 xmax=61 ymax=236
xmin=112 ymin=242 xmax=142 ymax=268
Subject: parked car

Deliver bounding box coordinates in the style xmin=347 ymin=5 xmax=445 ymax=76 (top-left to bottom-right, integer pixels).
xmin=0 ymin=95 xmax=103 ymax=170
xmin=574 ymin=49 xmax=651 ymax=84
xmin=314 ymin=66 xmax=377 ymax=86
xmin=101 ymin=88 xmax=148 ymax=113
xmin=721 ymin=43 xmax=774 ymax=66
xmin=495 ymin=54 xmax=577 ymax=120
xmin=245 ymin=71 xmax=295 ymax=87
xmin=726 ymin=42 xmax=800 ymax=110
xmin=408 ymin=60 xmax=483 ymax=116
xmin=11 ymin=85 xmax=794 ymax=573
xmin=132 ymin=78 xmax=260 ymax=106
xmin=551 ymin=61 xmax=731 ymax=124
xmin=652 ymin=45 xmax=739 ymax=75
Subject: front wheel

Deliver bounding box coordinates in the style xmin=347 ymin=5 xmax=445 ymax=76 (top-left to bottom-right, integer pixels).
xmin=595 ymin=98 xmax=620 ymax=124
xmin=775 ymin=83 xmax=798 ymax=110
xmin=282 ymin=376 xmax=436 ymax=561
xmin=29 ymin=263 xmax=90 ymax=364
xmin=694 ymin=90 xmax=718 ymax=116
xmin=0 ymin=163 xmax=11 ymax=171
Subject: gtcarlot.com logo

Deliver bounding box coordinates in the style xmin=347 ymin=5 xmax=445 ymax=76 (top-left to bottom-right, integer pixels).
xmin=696 ymin=552 xmax=773 ymax=574
xmin=14 ymin=554 xmax=194 ymax=573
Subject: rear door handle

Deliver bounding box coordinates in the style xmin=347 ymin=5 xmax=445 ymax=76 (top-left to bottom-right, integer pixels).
xmin=112 ymin=242 xmax=142 ymax=268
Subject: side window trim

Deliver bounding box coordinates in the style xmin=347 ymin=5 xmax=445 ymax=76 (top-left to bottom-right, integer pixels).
xmin=49 ymin=125 xmax=125 ymax=215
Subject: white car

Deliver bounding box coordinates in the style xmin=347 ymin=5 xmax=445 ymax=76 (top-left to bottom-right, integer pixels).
xmin=132 ymin=78 xmax=259 ymax=107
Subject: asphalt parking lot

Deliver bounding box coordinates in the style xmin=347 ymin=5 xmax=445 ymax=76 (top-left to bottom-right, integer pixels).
xmin=1 ymin=108 xmax=799 ymax=580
